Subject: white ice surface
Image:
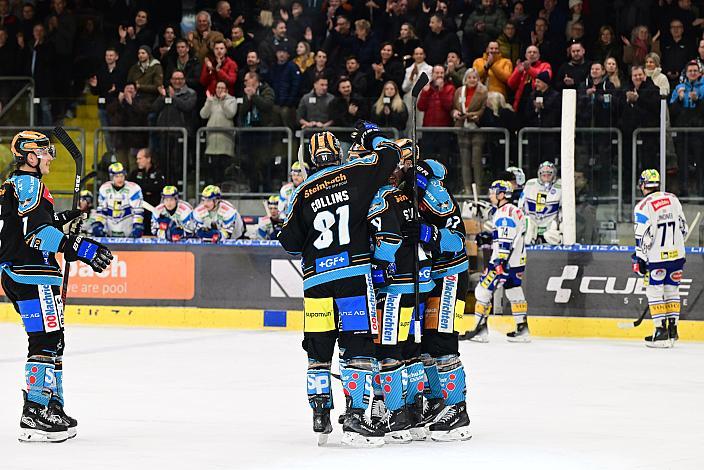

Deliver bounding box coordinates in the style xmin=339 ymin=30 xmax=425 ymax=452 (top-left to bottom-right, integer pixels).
xmin=1 ymin=324 xmax=703 ymax=470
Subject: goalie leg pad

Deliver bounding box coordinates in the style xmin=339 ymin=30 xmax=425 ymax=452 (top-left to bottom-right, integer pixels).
xmin=436 ymin=354 xmax=466 ymax=407
xmin=340 ymin=357 xmax=374 ymax=410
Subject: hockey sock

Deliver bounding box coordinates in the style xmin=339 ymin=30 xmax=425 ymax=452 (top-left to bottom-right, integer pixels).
xmin=307 ymin=360 xmax=333 ymax=409
xmin=404 ymin=359 xmax=425 ymax=406
xmin=25 ymin=355 xmax=55 ymax=407
xmin=379 ymin=359 xmax=404 ymax=412
xmin=372 ymin=358 xmax=383 ymax=400
xmin=421 ymin=353 xmax=443 ymax=400
xmin=511 ymin=301 xmax=528 ymax=325
xmin=340 ymin=357 xmax=374 ymax=410
xmin=54 ymin=356 xmax=64 ymax=405
xmin=436 ymin=354 xmax=466 ymax=406
xmin=474 ymin=302 xmax=490 ymax=327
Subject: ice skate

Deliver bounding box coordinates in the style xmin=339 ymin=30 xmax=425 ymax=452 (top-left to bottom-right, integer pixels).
xmin=311 ymin=397 xmax=332 ymax=446
xmin=507 ymin=321 xmax=531 ymax=343
xmin=48 ymin=398 xmax=78 ymax=439
xmin=341 ymin=409 xmax=385 ymax=447
xmin=464 ymin=316 xmax=489 ymax=343
xmin=18 ymin=392 xmax=69 ymax=443
xmin=645 ymin=320 xmax=672 ymax=348
xmin=381 ymin=407 xmax=412 ymax=444
xmin=370 ymin=395 xmax=387 ymax=426
xmin=429 ymin=401 xmax=472 ymax=442
xmin=407 ymin=393 xmax=428 ymax=440
xmin=668 ymin=318 xmax=679 ymax=342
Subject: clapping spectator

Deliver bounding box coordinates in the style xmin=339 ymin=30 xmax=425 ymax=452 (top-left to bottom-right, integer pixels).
xmin=200 ymin=81 xmax=238 ymax=184
xmin=620 ymin=65 xmax=660 ymax=172
xmin=473 ymin=41 xmax=513 ymax=99
xmin=153 ymin=70 xmax=197 ymax=133
xmin=126 ymin=46 xmax=164 ymax=106
xmin=370 ymin=80 xmax=408 ymax=131
xmin=661 ymin=19 xmax=694 ymax=86
xmin=622 ymin=25 xmax=660 ymax=68
xmin=302 ymin=50 xmax=335 ymax=95
xmin=418 ymin=65 xmax=455 ymax=164
xmin=293 ymin=40 xmax=315 ymax=72
xmin=156 ymin=25 xmax=178 ymax=64
xmin=530 ymin=17 xmax=560 ymax=68
xmin=423 ymin=13 xmax=460 ymax=66
xmin=508 ymin=45 xmax=552 ymax=111
xmin=644 ymin=52 xmax=671 ymax=96
xmin=259 ymin=19 xmax=291 ymax=69
xmin=402 ymin=47 xmax=432 ymax=95
xmin=670 ymin=61 xmax=704 ymax=195
xmin=577 ymin=62 xmax=617 ymax=127
xmin=227 ymin=25 xmax=255 ymax=72
xmin=445 ymin=51 xmax=468 ymax=88
xmin=555 ymin=41 xmax=589 ymax=91
xmin=523 ymin=71 xmax=561 ymax=126
xmin=188 ymin=11 xmax=225 ymax=62
xmin=200 ymin=40 xmax=238 ymax=95
xmin=452 ymin=68 xmax=487 ymax=193
xmin=238 ymin=72 xmax=275 ymax=128
xmin=237 ymin=50 xmax=266 ymax=95
xmin=89 ymin=47 xmax=127 ymax=150
xmin=462 ymin=0 xmax=507 ymax=64
xmin=297 ymin=76 xmax=334 ymax=129
xmin=497 ymin=21 xmax=521 ymax=65
xmin=118 ymin=10 xmax=157 ymax=63
xmin=353 ymin=19 xmax=378 ymax=72
xmin=165 ymin=39 xmax=202 ymax=93
xmin=268 ymin=44 xmax=301 ymax=129
xmin=345 ymin=55 xmax=369 ymax=97
xmin=107 ymin=82 xmax=150 ymax=169
xmin=604 ymin=56 xmax=623 ymax=89
xmin=284 ymin=1 xmax=313 ymax=43
xmin=393 ymin=22 xmax=422 ymax=69
xmin=368 ymin=42 xmax=404 ymax=98
xmin=330 ymin=77 xmax=367 ymax=127
xmin=322 ymin=14 xmax=355 ymax=73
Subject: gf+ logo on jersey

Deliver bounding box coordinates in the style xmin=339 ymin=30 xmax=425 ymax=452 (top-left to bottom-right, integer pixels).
xmin=315 ymin=252 xmax=350 ymax=273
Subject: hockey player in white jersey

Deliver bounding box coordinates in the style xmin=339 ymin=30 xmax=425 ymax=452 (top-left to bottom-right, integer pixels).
xmin=151 ymin=186 xmax=194 ymax=241
xmin=632 ymin=169 xmax=688 ymax=348
xmin=257 ymin=195 xmax=283 ymax=240
xmin=93 ymin=163 xmax=144 ymax=238
xmin=471 ymin=180 xmax=529 ymax=342
xmin=193 ymin=185 xmax=245 ymax=242
xmin=519 ymin=161 xmax=562 ymax=245
xmin=278 ymin=161 xmax=309 ymax=214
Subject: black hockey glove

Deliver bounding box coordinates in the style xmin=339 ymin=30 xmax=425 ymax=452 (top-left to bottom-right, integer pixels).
xmin=371 ymin=259 xmax=396 ymax=289
xmin=631 ymin=254 xmax=647 ymax=277
xmin=402 ymin=160 xmax=433 ymax=196
xmin=352 ymin=120 xmax=386 ymax=150
xmin=53 ymin=210 xmax=82 ymax=228
xmin=403 ymin=220 xmax=441 ymax=251
xmin=62 ymin=235 xmax=113 ymax=273
xmin=476 ymin=231 xmax=493 ymax=248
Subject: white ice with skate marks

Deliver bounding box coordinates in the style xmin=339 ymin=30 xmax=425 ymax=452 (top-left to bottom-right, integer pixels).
xmin=0 ymin=324 xmax=703 ymax=469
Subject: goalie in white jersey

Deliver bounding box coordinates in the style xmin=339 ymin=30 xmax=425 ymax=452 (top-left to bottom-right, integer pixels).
xmin=632 ymin=169 xmax=688 ymax=348
xmin=470 ymin=180 xmax=529 ymax=342
xmin=93 ymin=163 xmax=144 ymax=238
xmin=151 ymin=186 xmax=194 ymax=241
xmin=519 ymin=161 xmax=562 ymax=245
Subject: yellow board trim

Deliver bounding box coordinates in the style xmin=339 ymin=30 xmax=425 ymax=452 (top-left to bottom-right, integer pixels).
xmin=1 ymin=303 xmax=704 ymax=341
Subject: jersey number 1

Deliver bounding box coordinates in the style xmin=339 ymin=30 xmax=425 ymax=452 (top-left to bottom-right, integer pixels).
xmin=313 ymin=205 xmax=350 ymax=249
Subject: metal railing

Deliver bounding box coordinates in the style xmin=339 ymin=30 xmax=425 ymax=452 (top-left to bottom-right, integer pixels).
xmin=195 ymin=126 xmax=293 ymax=198
xmin=0 ymin=77 xmax=35 ymax=126
xmin=297 ymin=126 xmax=401 ymax=154
xmin=419 ymin=126 xmax=511 ymax=168
xmin=518 ymin=127 xmax=624 ymax=219
xmin=94 ymin=126 xmax=188 ymax=198
xmin=0 ymin=126 xmax=85 ymax=193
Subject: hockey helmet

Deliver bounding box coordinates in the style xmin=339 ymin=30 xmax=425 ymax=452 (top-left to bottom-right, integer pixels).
xmin=347 ymin=142 xmax=373 ymax=160
xmin=201 ymin=184 xmax=222 ymax=200
xmin=537 ymin=161 xmax=557 ymax=184
xmin=489 ymin=179 xmax=513 ymax=198
xmin=639 ymin=169 xmax=660 ymax=189
xmin=79 ymin=189 xmax=93 ymax=203
xmin=161 ymin=185 xmax=179 ymax=199
xmin=506 ymin=166 xmax=526 ymax=187
xmin=108 ymin=162 xmax=127 ymax=176
xmin=309 ymin=131 xmax=341 ymax=168
xmin=267 ymin=194 xmax=279 ymax=207
xmin=394 ymin=138 xmax=417 ymax=162
xmin=290 ymin=161 xmax=309 ymax=174
xmin=11 ymin=130 xmax=55 ymax=165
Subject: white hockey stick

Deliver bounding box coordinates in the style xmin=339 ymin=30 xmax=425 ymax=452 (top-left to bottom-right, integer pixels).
xmin=141 ymin=200 xmax=161 ymax=217
xmin=684 ymin=211 xmax=701 ymax=243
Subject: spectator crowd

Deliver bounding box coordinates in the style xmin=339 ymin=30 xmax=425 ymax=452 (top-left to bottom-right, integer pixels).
xmin=1 ymin=0 xmax=704 ymax=195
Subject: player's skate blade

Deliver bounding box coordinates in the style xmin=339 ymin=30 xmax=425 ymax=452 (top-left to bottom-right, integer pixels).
xmin=429 ymin=401 xmax=472 ymax=442
xmin=18 ymin=428 xmax=69 ymax=443
xmin=49 ymin=399 xmax=77 ymax=439
xmin=341 ymin=431 xmax=385 ymax=447
xmin=506 ymin=322 xmax=531 ymax=343
xmin=384 ymin=429 xmax=413 ymax=443
xmin=645 ymin=322 xmax=672 ymax=348
xmin=468 ymin=331 xmax=489 ymax=343
xmin=409 ymin=427 xmax=428 ymax=441
xmin=342 ymin=409 xmax=385 ymax=448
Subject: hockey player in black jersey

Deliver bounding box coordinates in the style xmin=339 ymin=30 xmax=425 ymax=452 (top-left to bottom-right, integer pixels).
xmin=0 ymin=131 xmax=113 ymax=443
xmin=278 ymin=122 xmax=402 ymax=447
xmin=404 ymin=155 xmax=472 ymax=442
xmin=366 ymin=148 xmax=435 ymax=443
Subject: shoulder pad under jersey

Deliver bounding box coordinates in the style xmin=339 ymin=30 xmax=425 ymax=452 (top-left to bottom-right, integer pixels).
xmin=423 ymin=179 xmax=454 ymax=216
xmin=424 ymin=159 xmax=447 ymax=181
xmin=368 ymin=185 xmax=394 ymax=218
xmin=9 ymin=175 xmax=43 ymax=213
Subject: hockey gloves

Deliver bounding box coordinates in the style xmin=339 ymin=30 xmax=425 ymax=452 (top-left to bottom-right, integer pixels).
xmin=196 ymin=227 xmax=225 ymax=243
xmin=352 ymin=120 xmax=385 ymax=150
xmin=403 ymin=220 xmax=441 ymax=251
xmin=131 ymin=223 xmax=144 ymax=238
xmin=371 ymin=260 xmax=396 ymax=289
xmin=53 ymin=210 xmax=82 ymax=228
xmin=403 ymin=161 xmax=433 ymax=195
xmin=155 ymin=216 xmax=171 ymax=231
xmin=631 ymin=254 xmax=647 ymax=277
xmin=91 ymin=222 xmax=106 ymax=237
xmin=62 ymin=235 xmax=113 ymax=273
xmin=491 ymin=258 xmax=508 ymax=275
xmin=475 ymin=231 xmax=493 ymax=248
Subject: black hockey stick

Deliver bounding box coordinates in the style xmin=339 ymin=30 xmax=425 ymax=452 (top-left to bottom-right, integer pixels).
xmin=410 ymin=71 xmax=429 ymax=344
xmin=52 ymin=127 xmax=83 ymax=305
xmin=617 ymin=304 xmax=649 ymax=329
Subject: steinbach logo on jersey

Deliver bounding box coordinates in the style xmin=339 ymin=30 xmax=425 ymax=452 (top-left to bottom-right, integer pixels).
xmin=651 ymin=198 xmax=671 ymax=211
xmin=546 ymin=265 xmax=692 ymax=304
xmin=303 ymin=173 xmax=348 ymax=199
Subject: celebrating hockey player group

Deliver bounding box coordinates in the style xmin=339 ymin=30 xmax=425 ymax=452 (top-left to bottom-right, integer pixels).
xmin=279 ymin=122 xmax=473 ymax=447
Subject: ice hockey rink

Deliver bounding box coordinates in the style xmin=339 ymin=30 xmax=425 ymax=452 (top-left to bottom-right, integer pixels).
xmin=1 ymin=324 xmax=703 ymax=470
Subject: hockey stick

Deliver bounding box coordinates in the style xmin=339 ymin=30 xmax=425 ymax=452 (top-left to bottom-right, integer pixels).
xmin=617 ymin=304 xmax=649 ymax=329
xmin=52 ymin=127 xmax=83 ymax=305
xmin=685 ymin=211 xmax=701 ymax=243
xmin=410 ymin=71 xmax=430 ymax=344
